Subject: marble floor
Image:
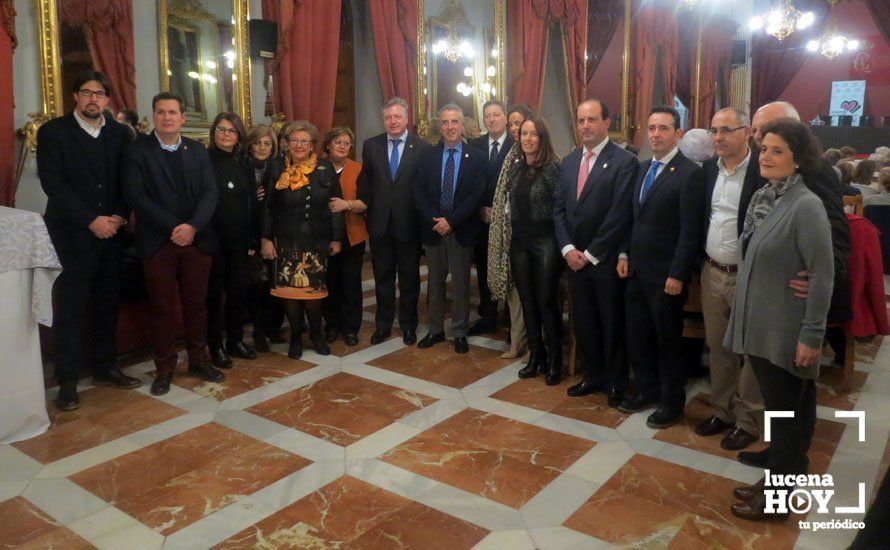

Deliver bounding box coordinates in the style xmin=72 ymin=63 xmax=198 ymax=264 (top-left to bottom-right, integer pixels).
xmin=2 ymin=267 xmax=889 ymax=549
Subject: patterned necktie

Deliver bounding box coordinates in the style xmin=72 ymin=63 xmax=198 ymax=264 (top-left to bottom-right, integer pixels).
xmin=576 ymin=150 xmax=594 ymax=199
xmin=389 ymin=138 xmax=402 ymax=180
xmin=490 ymin=141 xmax=499 ymax=164
xmin=441 ymin=149 xmax=456 ymax=214
xmin=640 ymin=160 xmax=661 ymax=205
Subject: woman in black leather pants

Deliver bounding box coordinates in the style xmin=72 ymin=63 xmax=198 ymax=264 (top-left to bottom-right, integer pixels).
xmin=507 ymin=116 xmax=563 ymax=385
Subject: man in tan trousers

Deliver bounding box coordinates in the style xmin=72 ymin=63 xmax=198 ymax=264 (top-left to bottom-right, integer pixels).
xmin=695 ymin=107 xmax=763 ymax=450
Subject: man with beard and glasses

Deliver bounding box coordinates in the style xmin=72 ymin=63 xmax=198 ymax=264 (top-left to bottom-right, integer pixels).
xmin=37 ymin=70 xmax=140 ymax=411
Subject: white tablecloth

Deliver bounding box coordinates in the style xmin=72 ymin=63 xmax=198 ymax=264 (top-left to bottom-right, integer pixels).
xmin=0 ymin=206 xmax=60 ymax=443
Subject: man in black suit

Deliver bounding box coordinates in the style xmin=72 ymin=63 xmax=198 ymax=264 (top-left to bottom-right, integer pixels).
xmin=356 ymin=97 xmax=428 ymax=346
xmin=122 ymin=92 xmax=224 ymax=396
xmin=36 ymin=70 xmax=141 ymax=411
xmin=695 ymin=107 xmax=763 ymax=451
xmin=736 ymin=100 xmax=851 ymax=469
xmin=554 ymin=99 xmax=637 ymax=407
xmin=466 ymin=100 xmax=513 ymax=336
xmin=413 ymin=104 xmax=488 ymax=354
xmin=616 ymin=105 xmax=706 ymax=429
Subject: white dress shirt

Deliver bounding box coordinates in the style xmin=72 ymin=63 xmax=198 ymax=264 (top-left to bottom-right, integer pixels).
xmin=73 ymin=109 xmax=106 ymax=139
xmin=386 ymin=129 xmax=409 ymax=165
xmin=705 ymin=150 xmax=750 ymax=266
xmin=561 ymin=138 xmax=611 ymax=264
xmin=488 ymin=132 xmax=508 ymax=159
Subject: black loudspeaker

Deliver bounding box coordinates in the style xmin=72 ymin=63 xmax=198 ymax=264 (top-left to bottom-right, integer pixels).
xmin=838 ymin=115 xmax=853 ymax=126
xmin=860 ymin=115 xmax=874 ymax=127
xmin=819 ymin=115 xmax=832 ymax=126
xmin=731 ymin=40 xmax=747 ymax=66
xmin=249 ymin=19 xmax=278 ymax=59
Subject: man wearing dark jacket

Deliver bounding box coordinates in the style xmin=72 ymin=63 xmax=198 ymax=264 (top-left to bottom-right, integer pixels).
xmin=467 ymin=100 xmax=513 ymax=336
xmin=617 ymin=106 xmax=706 ymax=429
xmin=122 ymin=92 xmax=223 ymax=396
xmin=36 ymin=70 xmax=140 ymax=411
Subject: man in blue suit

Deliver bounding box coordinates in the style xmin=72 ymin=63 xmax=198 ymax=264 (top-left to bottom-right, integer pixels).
xmin=616 ymin=105 xmax=706 ymax=429
xmin=554 ymin=99 xmax=637 ymax=407
xmin=413 ymin=104 xmax=488 ymax=354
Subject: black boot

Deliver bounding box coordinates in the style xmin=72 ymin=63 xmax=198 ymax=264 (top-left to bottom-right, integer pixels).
xmin=288 ymin=329 xmax=302 ymax=359
xmin=518 ymin=346 xmax=546 ymax=379
xmin=310 ymin=333 xmax=331 ymax=356
xmin=544 ymin=349 xmax=562 ymax=386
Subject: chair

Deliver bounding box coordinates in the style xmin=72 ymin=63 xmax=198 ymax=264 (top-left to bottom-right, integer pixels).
xmin=860 ymin=115 xmax=874 ymax=127
xmin=844 ymin=194 xmax=864 ymax=216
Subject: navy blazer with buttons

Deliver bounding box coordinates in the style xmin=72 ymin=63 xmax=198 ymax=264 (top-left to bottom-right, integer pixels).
xmin=467 ymin=133 xmax=514 ymax=206
xmin=122 ymin=133 xmax=219 ymax=259
xmin=554 ymin=140 xmax=638 ymax=263
xmin=412 ymin=142 xmax=488 ymax=247
xmin=623 ymin=150 xmax=706 ymax=285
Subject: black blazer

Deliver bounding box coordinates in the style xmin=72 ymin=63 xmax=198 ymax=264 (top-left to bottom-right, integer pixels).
xmin=467 ymin=133 xmax=514 ymax=205
xmin=260 ymin=156 xmax=344 ymax=249
xmin=122 ymin=133 xmax=219 ymax=259
xmin=554 ymin=140 xmax=638 ymax=263
xmin=208 ymin=148 xmax=259 ymax=250
xmin=624 ymin=150 xmax=706 ymax=285
xmin=413 ymin=143 xmax=488 ymax=247
xmin=701 ymin=152 xmax=764 ymax=246
xmin=751 ymin=150 xmax=851 ymax=324
xmin=36 ymin=113 xmax=132 ymax=251
xmin=356 ymin=132 xmax=428 ymax=240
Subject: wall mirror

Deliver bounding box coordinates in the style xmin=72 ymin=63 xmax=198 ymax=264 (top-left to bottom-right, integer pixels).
xmin=158 ymin=0 xmax=252 ymax=135
xmin=417 ymin=0 xmax=505 ymax=139
xmin=585 ymin=0 xmax=632 ymax=142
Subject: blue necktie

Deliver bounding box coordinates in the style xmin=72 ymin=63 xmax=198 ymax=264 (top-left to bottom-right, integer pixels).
xmin=389 ymin=138 xmax=402 ymax=180
xmin=441 ymin=149 xmax=456 ymax=214
xmin=639 ymin=160 xmax=661 ymax=205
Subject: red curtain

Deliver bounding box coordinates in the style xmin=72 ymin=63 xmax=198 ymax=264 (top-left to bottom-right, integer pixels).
xmin=368 ymin=0 xmax=417 ymax=126
xmin=264 ymin=0 xmax=341 ymax=140
xmin=0 ymin=0 xmax=14 ymax=207
xmin=560 ymin=0 xmax=588 ymax=108
xmin=585 ymin=0 xmax=622 ymax=83
xmin=507 ymin=0 xmax=549 ymax=108
xmin=697 ymin=20 xmax=735 ymax=128
xmin=632 ymin=4 xmax=678 ymax=145
xmin=866 ymin=0 xmax=890 ymax=45
xmin=58 ymin=0 xmax=136 ymax=111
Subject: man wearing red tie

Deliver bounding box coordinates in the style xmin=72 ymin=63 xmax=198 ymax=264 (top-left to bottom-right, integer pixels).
xmin=554 ymin=99 xmax=638 ymax=406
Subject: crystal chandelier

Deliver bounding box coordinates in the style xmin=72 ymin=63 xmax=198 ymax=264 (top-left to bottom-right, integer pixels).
xmin=749 ymin=0 xmax=815 ymax=42
xmin=806 ymin=1 xmax=860 ymax=59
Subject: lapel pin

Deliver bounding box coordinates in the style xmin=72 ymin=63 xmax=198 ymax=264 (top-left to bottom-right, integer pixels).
xmin=669 ymin=167 xmax=675 ymax=173
xmin=183 ymin=144 xmax=188 ymax=150
xmin=465 ymin=153 xmax=469 ymax=158
xmin=603 ymin=163 xmax=608 ymax=169
xmin=227 ymin=181 xmax=234 ymax=189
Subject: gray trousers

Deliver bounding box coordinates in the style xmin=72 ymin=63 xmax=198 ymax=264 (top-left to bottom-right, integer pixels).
xmin=701 ymin=260 xmax=764 ymax=435
xmin=424 ymin=234 xmax=473 ymax=338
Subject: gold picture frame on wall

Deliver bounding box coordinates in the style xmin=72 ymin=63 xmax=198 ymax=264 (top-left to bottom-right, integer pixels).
xmin=36 ymin=0 xmax=63 ymax=120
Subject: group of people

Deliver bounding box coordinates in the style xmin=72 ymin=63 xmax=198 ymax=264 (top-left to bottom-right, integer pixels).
xmin=39 ymin=69 xmax=848 ymax=522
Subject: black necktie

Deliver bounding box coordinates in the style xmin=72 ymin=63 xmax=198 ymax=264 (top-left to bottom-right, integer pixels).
xmin=490 ymin=141 xmax=499 ymax=164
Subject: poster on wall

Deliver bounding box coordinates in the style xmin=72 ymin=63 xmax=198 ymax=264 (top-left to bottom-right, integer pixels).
xmin=829 ymin=80 xmax=866 ymax=126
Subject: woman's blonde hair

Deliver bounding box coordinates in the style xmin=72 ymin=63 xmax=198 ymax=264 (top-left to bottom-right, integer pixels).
xmin=243 ymin=124 xmax=278 ymax=159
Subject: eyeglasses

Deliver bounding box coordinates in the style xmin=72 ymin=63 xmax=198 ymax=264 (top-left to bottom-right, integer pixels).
xmin=291 ymin=139 xmax=312 ymax=146
xmin=331 ymin=139 xmax=352 ymax=147
xmin=215 ymin=126 xmax=239 ymax=135
xmin=707 ymin=125 xmax=746 ymax=136
xmin=78 ymin=89 xmax=108 ymax=99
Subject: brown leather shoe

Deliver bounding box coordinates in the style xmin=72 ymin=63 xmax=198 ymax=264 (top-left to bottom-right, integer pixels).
xmin=733 ymin=478 xmax=764 ymax=501
xmin=731 ymin=487 xmax=787 ymax=521
xmin=694 ymin=415 xmax=733 ymax=436
xmin=721 ymin=427 xmax=758 ymax=451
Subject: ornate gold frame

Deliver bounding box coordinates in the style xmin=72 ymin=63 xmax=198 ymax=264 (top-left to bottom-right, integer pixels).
xmin=416 ymin=0 xmax=505 ymax=139
xmin=614 ymin=0 xmax=632 ymax=142
xmin=157 ymin=0 xmax=253 ymax=130
xmin=37 ymin=0 xmax=63 ymax=119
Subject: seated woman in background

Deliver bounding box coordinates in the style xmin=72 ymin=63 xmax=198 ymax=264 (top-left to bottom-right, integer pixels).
xmin=505 ymin=115 xmax=563 ymax=386
xmin=725 ymin=118 xmax=834 ymax=521
xmin=837 ymin=162 xmax=864 ymax=196
xmin=261 ymin=121 xmax=344 ymax=359
xmin=864 ymin=169 xmax=890 ymax=206
xmin=854 ymin=159 xmax=878 ymax=191
xmin=321 ymin=127 xmax=367 ymax=347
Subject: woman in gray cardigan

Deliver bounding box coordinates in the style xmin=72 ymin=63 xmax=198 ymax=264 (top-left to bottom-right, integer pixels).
xmin=724 ymin=118 xmax=834 ymax=521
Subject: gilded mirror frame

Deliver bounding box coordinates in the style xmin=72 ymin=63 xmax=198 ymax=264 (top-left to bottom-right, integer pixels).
xmin=416 ymin=0 xmax=506 ymax=139
xmin=36 ymin=0 xmax=63 ymax=120
xmin=158 ymin=0 xmax=253 ymax=132
xmin=612 ymin=0 xmax=632 ymax=142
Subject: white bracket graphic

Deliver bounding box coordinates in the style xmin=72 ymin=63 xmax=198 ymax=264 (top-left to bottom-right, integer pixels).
xmin=834 ymin=410 xmax=866 ymax=442
xmin=763 ymin=411 xmax=795 ymax=442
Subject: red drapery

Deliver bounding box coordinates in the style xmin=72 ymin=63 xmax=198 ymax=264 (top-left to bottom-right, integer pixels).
xmin=697 ymin=21 xmax=735 ymax=128
xmin=585 ymin=0 xmax=622 ymax=83
xmin=58 ymin=0 xmax=136 ymax=111
xmin=0 ymin=0 xmax=14 ymax=207
xmin=507 ymin=0 xmax=549 ymax=108
xmin=632 ymin=4 xmax=678 ymax=145
xmin=866 ymin=0 xmax=890 ymax=45
xmin=559 ymin=0 xmax=588 ymax=109
xmin=264 ymin=0 xmax=341 ymax=140
xmin=368 ymin=0 xmax=417 ymax=126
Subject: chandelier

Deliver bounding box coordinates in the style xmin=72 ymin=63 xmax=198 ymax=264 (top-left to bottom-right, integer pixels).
xmin=806 ymin=1 xmax=859 ymax=59
xmin=749 ymin=0 xmax=815 ymax=42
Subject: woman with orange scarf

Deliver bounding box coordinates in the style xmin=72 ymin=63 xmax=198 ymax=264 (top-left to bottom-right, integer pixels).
xmin=261 ymin=121 xmax=344 ymax=359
